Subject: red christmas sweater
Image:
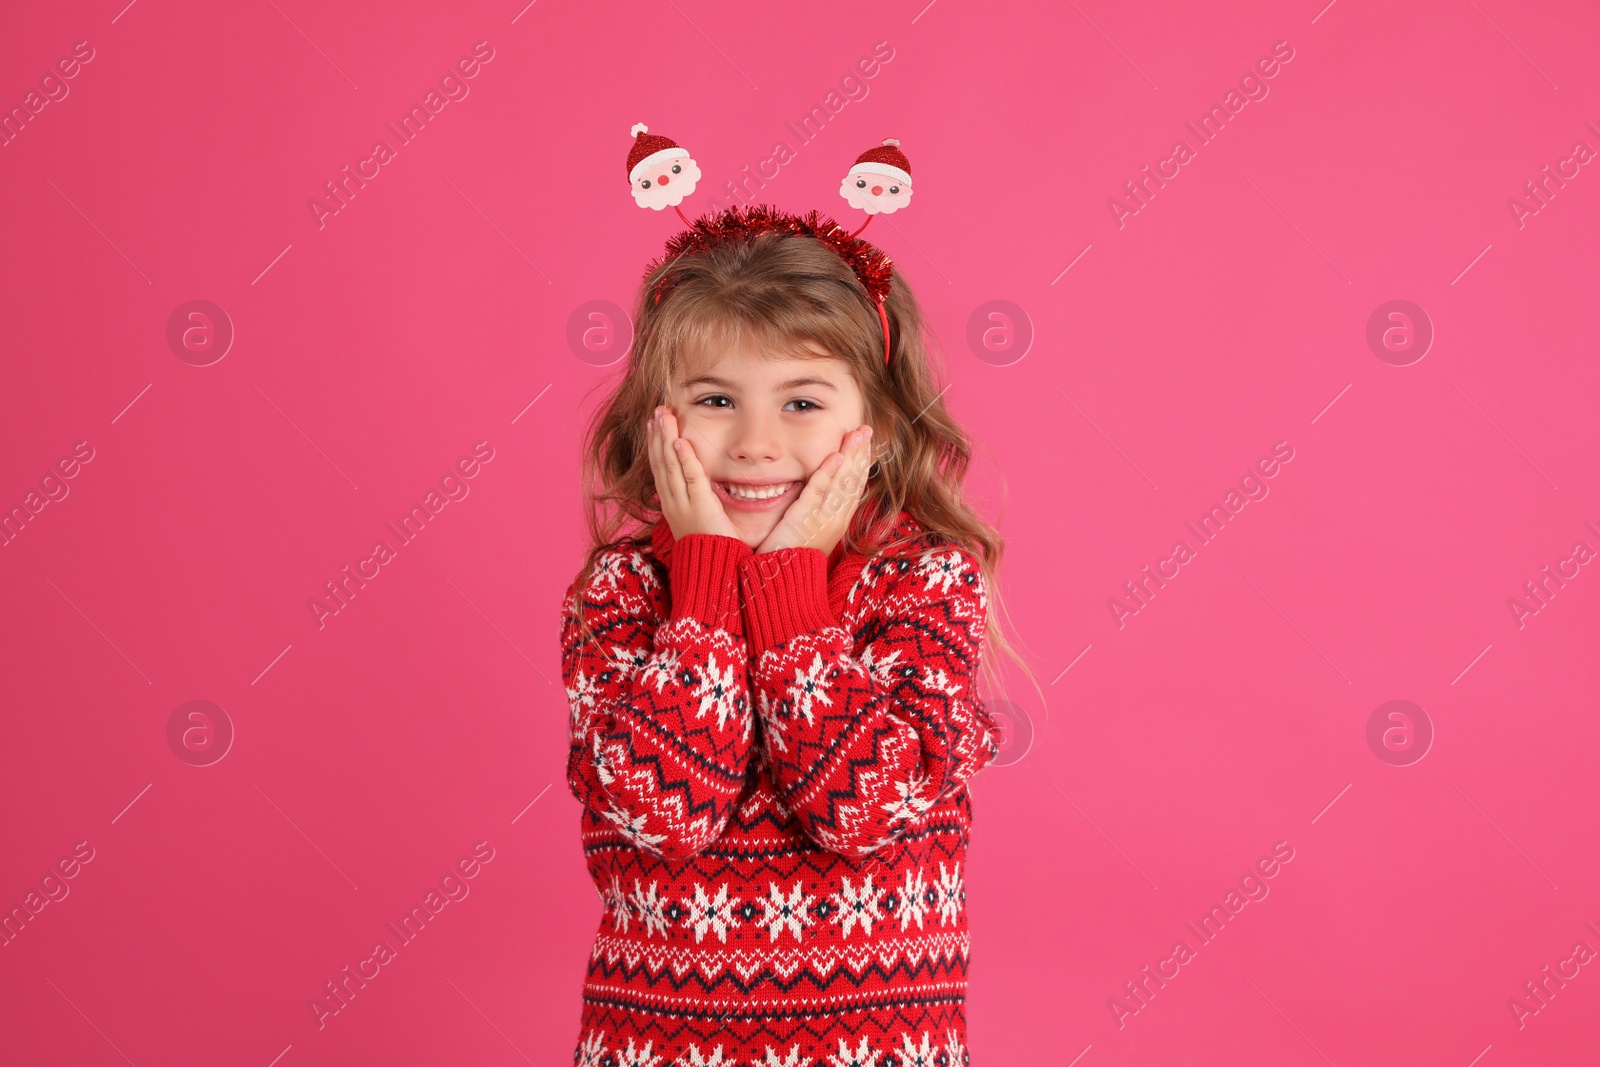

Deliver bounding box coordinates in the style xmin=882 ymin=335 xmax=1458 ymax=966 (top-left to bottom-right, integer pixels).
xmin=560 ymin=506 xmax=1002 ymax=1067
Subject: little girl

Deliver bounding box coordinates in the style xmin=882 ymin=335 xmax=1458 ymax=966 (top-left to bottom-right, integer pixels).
xmin=560 ymin=203 xmax=1031 ymax=1067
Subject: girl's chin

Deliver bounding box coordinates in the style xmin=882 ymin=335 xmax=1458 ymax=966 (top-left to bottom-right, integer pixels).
xmin=730 ymin=512 xmax=778 ymax=549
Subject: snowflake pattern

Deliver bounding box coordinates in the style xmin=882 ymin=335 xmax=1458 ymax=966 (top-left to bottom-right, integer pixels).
xmin=675 ymin=1045 xmax=732 ymax=1067
xmin=758 ymin=1044 xmax=811 ymax=1067
xmin=825 ymin=1035 xmax=880 ymax=1067
xmin=757 ymin=880 xmax=816 ymax=943
xmin=829 ymin=874 xmax=887 ymax=939
xmin=895 ymin=867 xmax=931 ymax=931
xmin=915 ymin=548 xmax=974 ymax=600
xmin=896 ymin=1032 xmax=938 ymax=1067
xmin=577 ymin=1029 xmax=608 ymax=1067
xmin=681 ymin=882 xmax=742 ymax=944
xmin=881 ymin=767 xmax=938 ymax=827
xmin=630 ymin=878 xmax=672 ymax=939
xmin=617 ymin=1036 xmax=664 ymax=1067
xmin=853 ymin=643 xmax=904 ymax=687
xmin=592 ymin=548 xmax=660 ymax=596
xmin=693 ymin=651 xmax=744 ymax=731
xmin=602 ymin=803 xmax=668 ymax=853
xmin=603 ymin=872 xmax=631 ymax=933
xmin=934 ymin=862 xmax=964 ymax=926
xmin=943 ymin=1029 xmax=967 ymax=1066
xmin=639 ymin=646 xmax=686 ymax=692
xmin=782 ymin=652 xmax=837 ymax=726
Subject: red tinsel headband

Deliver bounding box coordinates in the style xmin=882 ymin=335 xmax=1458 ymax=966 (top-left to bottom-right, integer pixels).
xmin=645 ymin=204 xmax=895 ymax=366
xmin=626 ymin=126 xmax=916 ymax=368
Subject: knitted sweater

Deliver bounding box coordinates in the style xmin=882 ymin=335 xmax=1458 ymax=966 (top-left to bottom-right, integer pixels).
xmin=559 ymin=505 xmax=1002 ymax=1067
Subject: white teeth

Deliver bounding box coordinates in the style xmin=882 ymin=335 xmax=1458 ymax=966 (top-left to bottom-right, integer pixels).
xmin=722 ymin=482 xmax=793 ymax=500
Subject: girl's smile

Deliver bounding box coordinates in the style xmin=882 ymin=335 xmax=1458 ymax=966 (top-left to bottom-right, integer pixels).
xmin=670 ymin=336 xmax=869 ymax=548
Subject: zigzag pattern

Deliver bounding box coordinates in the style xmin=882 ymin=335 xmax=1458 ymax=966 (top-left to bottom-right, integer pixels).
xmin=559 ymin=512 xmax=996 ymax=1064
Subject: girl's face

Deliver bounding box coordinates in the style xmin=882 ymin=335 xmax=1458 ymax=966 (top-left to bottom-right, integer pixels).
xmin=668 ymin=336 xmax=870 ymax=550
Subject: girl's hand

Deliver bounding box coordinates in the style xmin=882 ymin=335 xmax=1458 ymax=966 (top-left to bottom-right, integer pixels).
xmin=647 ymin=405 xmax=741 ymax=541
xmin=755 ymin=425 xmax=874 ymax=558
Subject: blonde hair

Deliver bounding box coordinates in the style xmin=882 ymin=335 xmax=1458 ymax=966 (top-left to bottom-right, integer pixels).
xmin=570 ymin=215 xmax=1042 ymax=717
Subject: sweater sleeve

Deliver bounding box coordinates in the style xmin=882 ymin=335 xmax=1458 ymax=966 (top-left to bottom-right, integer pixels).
xmin=735 ymin=540 xmax=1002 ymax=859
xmin=561 ymin=533 xmax=755 ymax=861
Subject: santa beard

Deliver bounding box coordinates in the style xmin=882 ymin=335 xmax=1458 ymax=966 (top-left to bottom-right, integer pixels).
xmin=632 ymin=159 xmax=703 ymax=211
xmin=839 ymin=179 xmax=912 ymax=214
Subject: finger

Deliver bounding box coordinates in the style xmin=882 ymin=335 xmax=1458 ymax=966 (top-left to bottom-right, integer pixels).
xmin=673 ymin=428 xmax=713 ymax=500
xmin=649 ymin=411 xmax=683 ymax=512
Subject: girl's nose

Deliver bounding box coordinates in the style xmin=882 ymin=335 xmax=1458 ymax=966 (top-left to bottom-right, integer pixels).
xmin=658 ymin=174 xmax=670 ymax=185
xmin=871 ymin=184 xmax=883 ymax=195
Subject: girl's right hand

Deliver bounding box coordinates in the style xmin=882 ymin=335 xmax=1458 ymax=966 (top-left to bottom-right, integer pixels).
xmin=647 ymin=405 xmax=741 ymax=541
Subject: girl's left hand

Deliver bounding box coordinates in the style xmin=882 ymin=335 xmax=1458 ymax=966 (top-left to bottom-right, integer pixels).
xmin=755 ymin=425 xmax=874 ymax=557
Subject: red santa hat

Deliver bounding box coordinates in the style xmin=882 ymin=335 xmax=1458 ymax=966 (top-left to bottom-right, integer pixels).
xmin=849 ymin=138 xmax=912 ymax=186
xmin=627 ymin=123 xmax=690 ymax=184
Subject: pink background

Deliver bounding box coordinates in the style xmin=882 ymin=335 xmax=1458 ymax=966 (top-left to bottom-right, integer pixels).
xmin=3 ymin=0 xmax=1598 ymax=1064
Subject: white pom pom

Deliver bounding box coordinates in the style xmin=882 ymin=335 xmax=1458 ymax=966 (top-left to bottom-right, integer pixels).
xmin=631 ymin=122 xmax=649 ymax=137
xmin=882 ymin=137 xmax=900 ymax=146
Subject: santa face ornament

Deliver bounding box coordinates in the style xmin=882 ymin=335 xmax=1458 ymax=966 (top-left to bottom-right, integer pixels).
xmin=839 ymin=137 xmax=914 ymax=215
xmin=628 ymin=122 xmax=702 ymax=211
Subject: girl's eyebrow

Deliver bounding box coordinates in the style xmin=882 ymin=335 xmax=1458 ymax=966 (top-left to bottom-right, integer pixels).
xmin=680 ymin=374 xmax=839 ymax=392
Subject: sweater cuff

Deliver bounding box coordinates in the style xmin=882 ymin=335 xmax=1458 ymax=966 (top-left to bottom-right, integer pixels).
xmin=738 ymin=548 xmax=838 ymax=653
xmin=669 ymin=534 xmax=752 ymax=635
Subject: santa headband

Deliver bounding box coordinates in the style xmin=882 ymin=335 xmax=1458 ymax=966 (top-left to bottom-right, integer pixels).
xmin=626 ymin=126 xmax=916 ymax=367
